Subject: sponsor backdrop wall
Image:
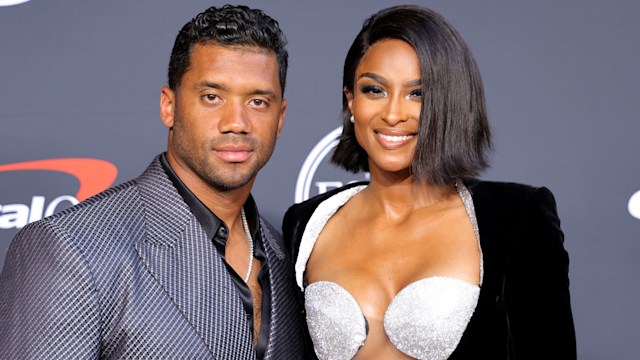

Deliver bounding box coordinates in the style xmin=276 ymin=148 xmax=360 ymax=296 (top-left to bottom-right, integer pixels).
xmin=1 ymin=0 xmax=638 ymax=357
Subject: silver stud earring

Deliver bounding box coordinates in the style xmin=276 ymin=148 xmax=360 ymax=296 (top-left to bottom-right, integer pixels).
xmin=349 ymin=115 xmax=354 ymax=123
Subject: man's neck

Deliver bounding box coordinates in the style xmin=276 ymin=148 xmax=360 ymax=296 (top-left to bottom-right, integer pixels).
xmin=164 ymin=153 xmax=255 ymax=226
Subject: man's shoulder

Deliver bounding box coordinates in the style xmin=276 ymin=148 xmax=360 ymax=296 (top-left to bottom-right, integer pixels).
xmin=15 ymin=179 xmax=142 ymax=248
xmin=15 ymin=156 xmax=170 ymax=252
xmin=53 ymin=179 xmax=140 ymax=218
xmin=45 ymin=155 xmax=169 ymax=227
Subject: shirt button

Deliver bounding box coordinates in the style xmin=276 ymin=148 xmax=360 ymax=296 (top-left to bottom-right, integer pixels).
xmin=218 ymin=227 xmax=227 ymax=237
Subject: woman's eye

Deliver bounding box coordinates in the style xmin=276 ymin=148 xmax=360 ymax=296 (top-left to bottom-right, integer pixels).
xmin=360 ymin=85 xmax=385 ymax=96
xmin=409 ymin=89 xmax=423 ymax=98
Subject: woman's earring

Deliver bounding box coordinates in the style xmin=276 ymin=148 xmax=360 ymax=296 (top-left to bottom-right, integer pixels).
xmin=350 ymin=115 xmax=354 ymax=123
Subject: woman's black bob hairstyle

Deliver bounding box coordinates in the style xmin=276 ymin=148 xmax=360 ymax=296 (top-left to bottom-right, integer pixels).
xmin=331 ymin=5 xmax=492 ymax=185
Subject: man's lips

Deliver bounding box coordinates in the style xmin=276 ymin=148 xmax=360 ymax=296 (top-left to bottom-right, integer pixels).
xmin=214 ymin=145 xmax=252 ymax=162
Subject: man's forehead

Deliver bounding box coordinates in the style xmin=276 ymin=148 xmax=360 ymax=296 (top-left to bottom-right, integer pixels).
xmin=194 ymin=42 xmax=274 ymax=56
xmin=189 ymin=43 xmax=279 ymax=73
xmin=182 ymin=45 xmax=278 ymax=91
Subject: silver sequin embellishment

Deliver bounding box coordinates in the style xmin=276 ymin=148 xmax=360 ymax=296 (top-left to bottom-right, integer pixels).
xmin=456 ymin=180 xmax=484 ymax=283
xmin=295 ymin=185 xmax=367 ymax=289
xmin=297 ymin=182 xmax=483 ymax=360
xmin=305 ymin=281 xmax=367 ymax=360
xmin=384 ymin=277 xmax=480 ymax=360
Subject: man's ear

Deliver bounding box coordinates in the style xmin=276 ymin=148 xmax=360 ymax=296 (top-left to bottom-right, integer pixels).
xmin=160 ymin=86 xmax=175 ymax=129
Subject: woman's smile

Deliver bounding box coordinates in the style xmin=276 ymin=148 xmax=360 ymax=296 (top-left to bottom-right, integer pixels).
xmin=374 ymin=130 xmax=416 ymax=149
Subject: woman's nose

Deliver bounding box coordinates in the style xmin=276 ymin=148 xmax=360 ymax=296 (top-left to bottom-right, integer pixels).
xmin=381 ymin=95 xmax=408 ymax=126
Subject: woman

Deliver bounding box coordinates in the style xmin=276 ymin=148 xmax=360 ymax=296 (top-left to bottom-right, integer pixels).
xmin=284 ymin=5 xmax=575 ymax=360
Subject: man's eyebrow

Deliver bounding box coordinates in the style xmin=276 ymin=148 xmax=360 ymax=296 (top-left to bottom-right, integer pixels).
xmin=196 ymin=81 xmax=226 ymax=90
xmin=252 ymin=89 xmax=277 ymax=98
xmin=196 ymin=81 xmax=277 ymax=97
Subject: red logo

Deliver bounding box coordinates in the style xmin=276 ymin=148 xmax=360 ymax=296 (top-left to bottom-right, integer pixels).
xmin=0 ymin=158 xmax=117 ymax=201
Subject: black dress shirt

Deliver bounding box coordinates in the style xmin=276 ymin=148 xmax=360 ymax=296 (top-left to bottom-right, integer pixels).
xmin=160 ymin=153 xmax=271 ymax=359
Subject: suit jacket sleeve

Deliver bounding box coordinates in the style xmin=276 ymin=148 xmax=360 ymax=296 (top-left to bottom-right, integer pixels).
xmin=504 ymin=187 xmax=576 ymax=359
xmin=0 ymin=220 xmax=101 ymax=359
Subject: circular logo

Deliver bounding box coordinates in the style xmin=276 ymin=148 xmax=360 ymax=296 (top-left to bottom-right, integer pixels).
xmin=628 ymin=190 xmax=640 ymax=220
xmin=0 ymin=0 xmax=31 ymax=6
xmin=295 ymin=126 xmax=369 ymax=203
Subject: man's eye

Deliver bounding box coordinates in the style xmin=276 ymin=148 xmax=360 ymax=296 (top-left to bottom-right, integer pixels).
xmin=203 ymin=94 xmax=219 ymax=103
xmin=251 ymin=99 xmax=269 ymax=107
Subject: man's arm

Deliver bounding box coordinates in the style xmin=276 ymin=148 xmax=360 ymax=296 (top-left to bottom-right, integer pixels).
xmin=0 ymin=220 xmax=101 ymax=359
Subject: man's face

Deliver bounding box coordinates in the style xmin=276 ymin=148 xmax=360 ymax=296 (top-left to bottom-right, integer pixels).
xmin=161 ymin=44 xmax=286 ymax=192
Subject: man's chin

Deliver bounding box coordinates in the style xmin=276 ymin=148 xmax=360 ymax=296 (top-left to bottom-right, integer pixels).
xmin=198 ymin=159 xmax=262 ymax=190
xmin=205 ymin=173 xmax=256 ymax=191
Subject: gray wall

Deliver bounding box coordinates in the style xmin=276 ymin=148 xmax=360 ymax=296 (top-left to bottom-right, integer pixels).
xmin=1 ymin=1 xmax=638 ymax=358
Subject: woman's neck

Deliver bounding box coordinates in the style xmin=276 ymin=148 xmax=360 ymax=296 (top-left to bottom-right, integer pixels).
xmin=362 ymin=171 xmax=455 ymax=222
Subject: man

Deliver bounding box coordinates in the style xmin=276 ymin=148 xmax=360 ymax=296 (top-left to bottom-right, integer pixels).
xmin=0 ymin=5 xmax=304 ymax=359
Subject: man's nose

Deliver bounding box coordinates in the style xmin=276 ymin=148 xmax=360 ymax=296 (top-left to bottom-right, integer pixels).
xmin=218 ymin=101 xmax=250 ymax=134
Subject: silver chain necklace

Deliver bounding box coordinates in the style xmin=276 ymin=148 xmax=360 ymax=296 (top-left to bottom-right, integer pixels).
xmin=240 ymin=208 xmax=254 ymax=283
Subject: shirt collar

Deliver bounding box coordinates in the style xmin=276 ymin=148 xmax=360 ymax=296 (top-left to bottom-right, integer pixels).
xmin=159 ymin=152 xmax=260 ymax=242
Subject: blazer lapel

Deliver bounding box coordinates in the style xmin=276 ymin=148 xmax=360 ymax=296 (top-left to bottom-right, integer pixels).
xmin=133 ymin=157 xmax=254 ymax=358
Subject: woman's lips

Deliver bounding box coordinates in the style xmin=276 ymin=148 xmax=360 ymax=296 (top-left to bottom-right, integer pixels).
xmin=374 ymin=130 xmax=416 ymax=149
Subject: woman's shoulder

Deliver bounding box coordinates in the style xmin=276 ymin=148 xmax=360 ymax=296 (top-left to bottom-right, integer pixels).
xmin=464 ymin=179 xmax=560 ymax=230
xmin=465 ymin=179 xmax=556 ymax=205
xmin=285 ymin=181 xmax=368 ymax=221
xmin=466 ymin=178 xmax=539 ymax=194
xmin=283 ymin=182 xmax=368 ymax=254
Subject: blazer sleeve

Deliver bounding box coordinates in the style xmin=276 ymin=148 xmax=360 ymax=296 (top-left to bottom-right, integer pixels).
xmin=503 ymin=187 xmax=576 ymax=359
xmin=283 ymin=203 xmax=326 ymax=360
xmin=0 ymin=220 xmax=101 ymax=359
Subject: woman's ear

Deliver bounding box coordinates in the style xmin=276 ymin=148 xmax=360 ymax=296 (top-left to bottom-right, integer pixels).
xmin=344 ymin=87 xmax=354 ymax=113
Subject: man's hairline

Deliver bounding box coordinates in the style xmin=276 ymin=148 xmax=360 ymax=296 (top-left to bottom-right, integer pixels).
xmin=172 ymin=42 xmax=283 ymax=95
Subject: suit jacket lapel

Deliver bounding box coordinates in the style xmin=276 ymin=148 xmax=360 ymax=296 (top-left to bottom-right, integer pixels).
xmin=133 ymin=156 xmax=254 ymax=358
xmin=259 ymin=219 xmax=283 ymax=358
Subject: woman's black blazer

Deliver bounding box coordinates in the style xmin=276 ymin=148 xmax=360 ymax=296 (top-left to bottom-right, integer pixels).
xmin=283 ymin=180 xmax=576 ymax=359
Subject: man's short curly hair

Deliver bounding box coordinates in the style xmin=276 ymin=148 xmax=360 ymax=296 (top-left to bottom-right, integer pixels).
xmin=168 ymin=5 xmax=288 ymax=94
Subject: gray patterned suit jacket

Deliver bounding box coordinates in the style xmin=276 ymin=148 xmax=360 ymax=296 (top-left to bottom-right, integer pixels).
xmin=0 ymin=155 xmax=304 ymax=359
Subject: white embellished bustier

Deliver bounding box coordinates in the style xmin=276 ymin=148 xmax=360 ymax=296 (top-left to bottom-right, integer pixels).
xmin=295 ymin=183 xmax=483 ymax=360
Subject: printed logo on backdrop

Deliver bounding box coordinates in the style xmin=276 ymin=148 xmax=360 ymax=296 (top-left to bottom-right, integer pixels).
xmin=0 ymin=0 xmax=31 ymax=7
xmin=629 ymin=189 xmax=640 ymax=220
xmin=295 ymin=126 xmax=369 ymax=203
xmin=0 ymin=158 xmax=117 ymax=229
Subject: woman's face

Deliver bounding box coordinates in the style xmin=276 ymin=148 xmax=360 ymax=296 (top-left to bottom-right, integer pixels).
xmin=346 ymin=38 xmax=422 ymax=177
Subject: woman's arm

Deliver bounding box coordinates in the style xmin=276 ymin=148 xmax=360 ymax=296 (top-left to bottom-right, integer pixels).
xmin=504 ymin=186 xmax=576 ymax=359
